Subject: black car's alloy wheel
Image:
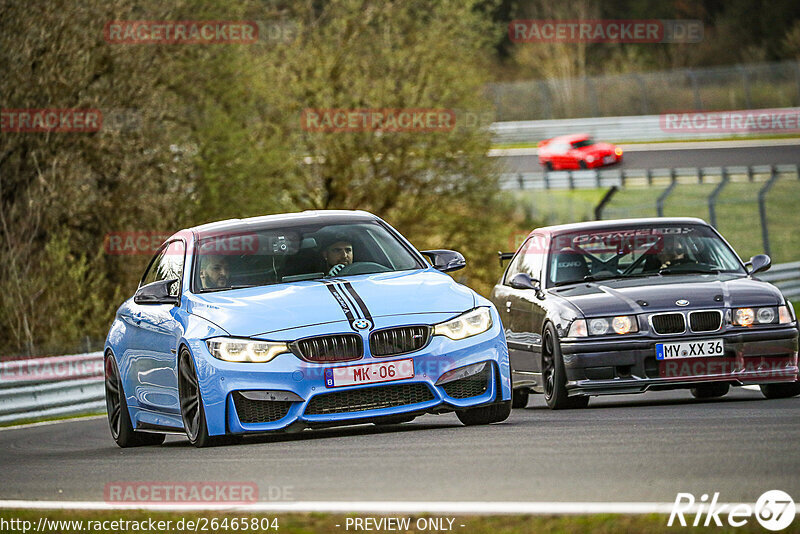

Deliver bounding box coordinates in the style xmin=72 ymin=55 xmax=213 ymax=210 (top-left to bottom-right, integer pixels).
xmin=542 ymin=324 xmax=589 ymax=410
xmin=105 ymin=354 xmax=164 ymax=448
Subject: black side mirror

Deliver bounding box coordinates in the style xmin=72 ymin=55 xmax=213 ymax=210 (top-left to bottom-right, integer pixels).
xmin=746 ymin=254 xmax=771 ymax=276
xmin=509 ymin=272 xmax=540 ymax=291
xmin=134 ymin=279 xmax=180 ymax=305
xmin=421 ymin=250 xmax=466 ymax=273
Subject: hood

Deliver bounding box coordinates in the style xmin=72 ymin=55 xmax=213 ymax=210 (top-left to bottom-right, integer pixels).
xmin=549 ymin=274 xmax=783 ymax=317
xmin=187 ymin=269 xmax=476 ymax=337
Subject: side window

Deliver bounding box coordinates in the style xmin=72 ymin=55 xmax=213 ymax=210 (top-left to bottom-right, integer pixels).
xmin=519 ymin=235 xmax=546 ymax=282
xmin=503 ymin=239 xmax=528 ymax=285
xmin=140 ymin=241 xmax=185 ymax=296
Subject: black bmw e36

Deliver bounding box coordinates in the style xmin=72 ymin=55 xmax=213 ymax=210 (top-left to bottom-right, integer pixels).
xmin=491 ymin=217 xmax=799 ymax=409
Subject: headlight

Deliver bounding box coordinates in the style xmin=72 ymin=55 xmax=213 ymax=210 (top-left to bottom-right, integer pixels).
xmin=206 ymin=337 xmax=289 ymax=363
xmin=733 ymin=307 xmax=779 ymax=326
xmin=433 ymin=307 xmax=492 ymax=340
xmin=586 ymin=156 xmax=595 ymax=163
xmin=586 ymin=315 xmax=638 ymax=336
xmin=614 ymin=147 xmax=623 ymax=156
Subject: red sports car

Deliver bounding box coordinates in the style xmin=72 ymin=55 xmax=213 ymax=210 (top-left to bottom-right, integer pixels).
xmin=538 ymin=133 xmax=623 ymax=170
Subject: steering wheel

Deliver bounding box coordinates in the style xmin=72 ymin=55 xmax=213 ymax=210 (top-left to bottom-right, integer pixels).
xmin=330 ymin=262 xmax=392 ymax=276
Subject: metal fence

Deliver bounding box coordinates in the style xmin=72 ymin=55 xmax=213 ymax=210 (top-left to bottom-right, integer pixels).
xmin=488 ymin=60 xmax=800 ymax=122
xmin=500 ymin=164 xmax=800 ymax=258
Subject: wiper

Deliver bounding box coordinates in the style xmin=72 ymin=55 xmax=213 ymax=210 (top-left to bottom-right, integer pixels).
xmin=658 ymin=267 xmax=720 ymax=275
xmin=201 ymin=284 xmax=258 ymax=293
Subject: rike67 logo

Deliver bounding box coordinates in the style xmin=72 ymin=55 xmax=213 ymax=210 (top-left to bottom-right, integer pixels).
xmin=669 ymin=490 xmax=795 ymax=530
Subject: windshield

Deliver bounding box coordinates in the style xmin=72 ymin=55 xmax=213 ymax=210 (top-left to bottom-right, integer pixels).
xmin=546 ymin=224 xmax=745 ymax=287
xmin=570 ymin=138 xmax=594 ymax=149
xmin=191 ymin=221 xmax=424 ymax=293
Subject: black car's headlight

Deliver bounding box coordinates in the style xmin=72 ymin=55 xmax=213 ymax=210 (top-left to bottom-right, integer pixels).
xmin=732 ymin=306 xmax=793 ymax=326
xmin=206 ymin=337 xmax=289 ymax=362
xmin=433 ymin=307 xmax=493 ymax=340
xmin=567 ymin=315 xmax=638 ymax=337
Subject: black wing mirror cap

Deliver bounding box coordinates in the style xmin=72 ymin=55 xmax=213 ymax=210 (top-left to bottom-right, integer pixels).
xmin=509 ymin=272 xmax=540 ymax=290
xmin=421 ymin=250 xmax=466 ymax=273
xmin=746 ymin=254 xmax=771 ymax=276
xmin=134 ymin=278 xmax=180 ymax=305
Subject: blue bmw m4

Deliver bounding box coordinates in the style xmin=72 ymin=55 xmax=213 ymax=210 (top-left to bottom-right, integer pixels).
xmin=104 ymin=210 xmax=511 ymax=447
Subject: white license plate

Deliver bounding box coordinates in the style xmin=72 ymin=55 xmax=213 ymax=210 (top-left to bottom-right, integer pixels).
xmin=603 ymin=155 xmax=615 ymax=164
xmin=324 ymin=358 xmax=415 ymax=388
xmin=656 ymin=339 xmax=724 ymax=360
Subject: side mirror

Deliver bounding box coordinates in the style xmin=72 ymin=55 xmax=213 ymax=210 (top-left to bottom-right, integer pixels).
xmin=509 ymin=273 xmax=540 ymax=291
xmin=421 ymin=250 xmax=466 ymax=273
xmin=134 ymin=279 xmax=180 ymax=305
xmin=746 ymin=254 xmax=771 ymax=276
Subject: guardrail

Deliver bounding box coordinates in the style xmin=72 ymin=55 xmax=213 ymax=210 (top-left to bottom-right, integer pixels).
xmin=759 ymin=261 xmax=800 ymax=299
xmin=0 ymin=352 xmax=104 ymax=425
xmin=489 ymin=107 xmax=800 ymax=145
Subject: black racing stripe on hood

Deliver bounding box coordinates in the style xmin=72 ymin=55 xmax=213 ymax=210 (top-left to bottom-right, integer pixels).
xmin=336 ymin=279 xmax=373 ymax=322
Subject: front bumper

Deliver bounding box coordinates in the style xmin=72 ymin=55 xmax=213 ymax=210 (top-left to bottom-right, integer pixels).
xmin=187 ymin=315 xmax=511 ymax=436
xmin=561 ymin=326 xmax=798 ymax=396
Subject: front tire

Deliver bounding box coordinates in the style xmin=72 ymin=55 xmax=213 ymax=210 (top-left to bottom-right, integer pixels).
xmin=178 ymin=348 xmax=218 ymax=448
xmin=542 ymin=323 xmax=589 ymax=410
xmin=105 ymin=354 xmax=165 ymax=448
xmin=760 ymin=382 xmax=800 ymax=399
xmin=690 ymin=383 xmax=730 ymax=399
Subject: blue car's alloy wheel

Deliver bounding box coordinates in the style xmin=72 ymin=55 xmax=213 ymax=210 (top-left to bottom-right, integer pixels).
xmin=178 ymin=348 xmax=217 ymax=448
xmin=105 ymin=355 xmax=164 ymax=448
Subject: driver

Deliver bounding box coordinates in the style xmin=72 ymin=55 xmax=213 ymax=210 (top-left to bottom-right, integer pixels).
xmin=321 ymin=234 xmax=354 ymax=277
xmin=645 ymin=234 xmax=689 ymax=271
xmin=198 ymin=254 xmax=230 ymax=289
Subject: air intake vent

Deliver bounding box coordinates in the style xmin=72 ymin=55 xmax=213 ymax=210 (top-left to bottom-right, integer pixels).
xmin=370 ymin=326 xmax=431 ymax=357
xmin=651 ymin=313 xmax=685 ymax=334
xmin=304 ymin=383 xmax=434 ymax=415
xmin=291 ymin=334 xmax=363 ymax=363
xmin=441 ymin=367 xmax=490 ymax=399
xmin=689 ymin=310 xmax=722 ymax=332
xmin=232 ymin=392 xmax=293 ymax=424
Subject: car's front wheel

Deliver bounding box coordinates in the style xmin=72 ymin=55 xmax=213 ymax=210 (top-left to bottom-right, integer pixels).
xmin=105 ymin=354 xmax=165 ymax=448
xmin=760 ymin=382 xmax=800 ymax=399
xmin=690 ymin=383 xmax=730 ymax=399
xmin=178 ymin=348 xmax=218 ymax=448
xmin=542 ymin=323 xmax=589 ymax=410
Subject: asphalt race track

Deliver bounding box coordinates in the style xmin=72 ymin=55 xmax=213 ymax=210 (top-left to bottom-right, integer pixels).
xmin=497 ymin=142 xmax=800 ymax=173
xmin=1 ymin=388 xmax=797 ymax=504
